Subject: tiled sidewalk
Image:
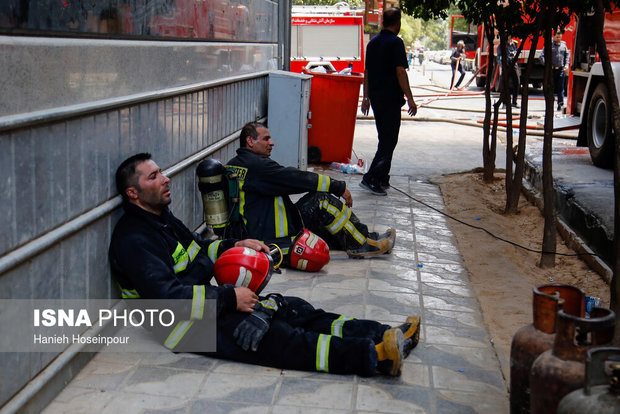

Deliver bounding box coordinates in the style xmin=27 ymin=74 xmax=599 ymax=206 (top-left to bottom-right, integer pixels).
xmin=43 ymin=173 xmax=508 ymax=414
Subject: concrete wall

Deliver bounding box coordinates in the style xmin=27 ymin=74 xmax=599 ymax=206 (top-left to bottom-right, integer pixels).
xmin=0 ymin=0 xmax=283 ymax=409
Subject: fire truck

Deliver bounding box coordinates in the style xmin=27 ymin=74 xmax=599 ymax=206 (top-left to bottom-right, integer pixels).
xmin=565 ymin=8 xmax=620 ymax=168
xmin=290 ymin=3 xmax=366 ymax=73
xmin=451 ymin=15 xmax=576 ymax=89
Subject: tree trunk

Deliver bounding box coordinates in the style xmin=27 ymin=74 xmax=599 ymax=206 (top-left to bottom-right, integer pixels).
xmin=497 ymin=30 xmax=517 ymax=203
xmin=483 ymin=22 xmax=498 ymax=182
xmin=540 ymin=6 xmax=557 ymax=268
xmin=593 ymin=0 xmax=620 ymax=343
xmin=506 ymin=32 xmax=540 ymax=213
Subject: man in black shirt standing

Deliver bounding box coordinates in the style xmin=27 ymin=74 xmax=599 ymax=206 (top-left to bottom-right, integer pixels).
xmin=360 ymin=7 xmax=417 ymax=196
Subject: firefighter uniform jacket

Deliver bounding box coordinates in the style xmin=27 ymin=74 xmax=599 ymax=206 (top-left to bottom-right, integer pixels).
xmin=227 ymin=148 xmax=347 ymax=253
xmin=109 ymin=201 xmax=238 ymax=349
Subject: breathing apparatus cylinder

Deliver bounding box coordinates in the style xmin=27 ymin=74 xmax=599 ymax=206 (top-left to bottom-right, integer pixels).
xmin=196 ymin=158 xmax=228 ymax=230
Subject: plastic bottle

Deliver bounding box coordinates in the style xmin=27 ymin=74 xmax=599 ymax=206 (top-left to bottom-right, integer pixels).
xmin=330 ymin=162 xmax=344 ymax=171
xmin=329 ymin=162 xmax=363 ymax=174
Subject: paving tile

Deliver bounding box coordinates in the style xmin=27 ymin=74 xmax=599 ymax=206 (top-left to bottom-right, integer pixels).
xmin=391 ymin=249 xmax=418 ymax=262
xmin=414 ymin=221 xmax=454 ymax=236
xmin=89 ymin=351 xmax=145 ymax=366
xmin=435 ymin=390 xmax=509 ymax=414
xmin=271 ymin=407 xmax=349 ymax=414
xmin=196 ymin=373 xmax=279 ymax=404
xmin=313 ymin=275 xmax=368 ymax=290
xmin=42 ymin=388 xmax=114 ymax=414
xmin=65 ymin=360 xmax=134 ymax=391
xmin=365 ymin=291 xmax=422 ymax=322
xmin=423 ymin=295 xmax=479 ymax=313
xmin=416 ymin=248 xmax=463 ymax=262
xmin=144 ymin=407 xmax=189 ymax=414
xmin=424 ymin=326 xmax=490 ymax=349
xmin=360 ymin=361 xmax=431 ymax=388
xmin=274 ymin=377 xmax=354 ymax=410
xmin=136 ymin=352 xmax=197 ymax=367
xmin=431 ymin=365 xmax=506 ymax=394
xmin=421 ymin=282 xmax=475 ymax=297
xmin=355 ymin=383 xmax=431 ymax=413
xmin=141 ymin=352 xmax=216 ymax=371
xmin=422 ymin=308 xmax=484 ymax=330
xmin=415 ymin=241 xmax=460 ymax=255
xmin=210 ymin=360 xmax=283 ymax=377
xmin=370 ymin=263 xmax=419 ymax=279
xmin=124 ymin=367 xmax=205 ymax=398
xmin=99 ymin=391 xmax=188 ymax=414
xmin=415 ymin=344 xmax=502 ymax=372
xmin=419 ymin=267 xmax=468 ymax=286
xmin=367 ymin=274 xmax=419 ymax=294
xmin=188 ymin=400 xmax=270 ymax=414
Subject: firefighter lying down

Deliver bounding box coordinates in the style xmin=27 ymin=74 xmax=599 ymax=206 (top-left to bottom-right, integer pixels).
xmin=109 ymin=153 xmax=420 ymax=376
xmin=197 ymin=122 xmax=396 ymax=272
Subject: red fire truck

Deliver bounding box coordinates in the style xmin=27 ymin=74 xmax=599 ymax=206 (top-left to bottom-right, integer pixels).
xmin=566 ymin=8 xmax=620 ymax=168
xmin=290 ymin=4 xmax=366 ymax=73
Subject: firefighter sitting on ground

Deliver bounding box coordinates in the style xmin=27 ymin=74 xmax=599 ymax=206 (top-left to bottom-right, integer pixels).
xmin=217 ymin=122 xmax=396 ymax=270
xmin=109 ymin=153 xmax=420 ymax=376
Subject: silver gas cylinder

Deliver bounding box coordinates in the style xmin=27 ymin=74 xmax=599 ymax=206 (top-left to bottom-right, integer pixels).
xmin=557 ymin=347 xmax=620 ymax=414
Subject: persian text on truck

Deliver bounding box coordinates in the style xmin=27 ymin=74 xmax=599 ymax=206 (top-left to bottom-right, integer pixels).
xmin=290 ymin=7 xmax=365 ymax=73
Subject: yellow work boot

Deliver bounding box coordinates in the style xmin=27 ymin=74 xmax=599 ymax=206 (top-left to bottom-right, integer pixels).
xmin=346 ymin=228 xmax=396 ymax=258
xmin=395 ymin=316 xmax=421 ymax=358
xmin=375 ymin=328 xmax=404 ymax=376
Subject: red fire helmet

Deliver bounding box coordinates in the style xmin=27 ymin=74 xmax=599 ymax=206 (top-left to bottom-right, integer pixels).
xmin=289 ymin=229 xmax=330 ymax=272
xmin=214 ymin=247 xmax=273 ymax=294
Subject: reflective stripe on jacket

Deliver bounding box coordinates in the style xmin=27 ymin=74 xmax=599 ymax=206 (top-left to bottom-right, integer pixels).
xmin=226 ymin=148 xmax=346 ymax=245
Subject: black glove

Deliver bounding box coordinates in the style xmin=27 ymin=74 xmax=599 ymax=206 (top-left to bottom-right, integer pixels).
xmin=233 ymin=294 xmax=283 ymax=351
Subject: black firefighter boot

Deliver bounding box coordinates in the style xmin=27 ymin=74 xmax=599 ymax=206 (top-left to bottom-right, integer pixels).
xmin=346 ymin=228 xmax=396 ymax=258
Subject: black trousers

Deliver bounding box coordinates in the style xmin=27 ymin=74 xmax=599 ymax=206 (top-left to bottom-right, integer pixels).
xmin=499 ymin=66 xmax=520 ymax=104
xmin=295 ymin=192 xmax=369 ymax=250
xmin=363 ymin=100 xmax=402 ymax=188
xmin=451 ymin=63 xmax=466 ymax=88
xmin=206 ymin=296 xmax=390 ymax=375
xmin=553 ymin=68 xmax=565 ymax=106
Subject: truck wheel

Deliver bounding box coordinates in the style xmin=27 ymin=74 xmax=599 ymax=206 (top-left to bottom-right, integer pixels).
xmin=586 ymin=82 xmax=615 ymax=169
xmin=475 ymin=76 xmax=486 ymax=88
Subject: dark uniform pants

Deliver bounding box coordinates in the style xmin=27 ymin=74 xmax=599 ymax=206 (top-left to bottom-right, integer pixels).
xmin=452 ymin=62 xmax=466 ymax=88
xmin=206 ymin=296 xmax=389 ymax=375
xmin=553 ymin=68 xmax=565 ymax=106
xmin=363 ymin=100 xmax=403 ymax=188
xmin=295 ymin=192 xmax=369 ymax=250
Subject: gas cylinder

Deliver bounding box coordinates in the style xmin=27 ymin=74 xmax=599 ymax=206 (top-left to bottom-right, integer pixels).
xmin=558 ymin=347 xmax=620 ymax=414
xmin=530 ymin=307 xmax=616 ymax=414
xmin=510 ymin=284 xmax=585 ymax=414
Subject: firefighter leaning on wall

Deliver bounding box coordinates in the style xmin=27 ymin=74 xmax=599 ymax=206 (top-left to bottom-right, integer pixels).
xmin=223 ymin=122 xmax=396 ymax=268
xmin=108 ymin=152 xmax=420 ymax=376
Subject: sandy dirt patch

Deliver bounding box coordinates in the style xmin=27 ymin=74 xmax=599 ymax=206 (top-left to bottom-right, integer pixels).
xmin=437 ymin=171 xmax=610 ymax=384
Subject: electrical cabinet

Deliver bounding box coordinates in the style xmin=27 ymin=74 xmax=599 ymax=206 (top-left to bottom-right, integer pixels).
xmin=267 ymin=70 xmax=312 ymax=170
